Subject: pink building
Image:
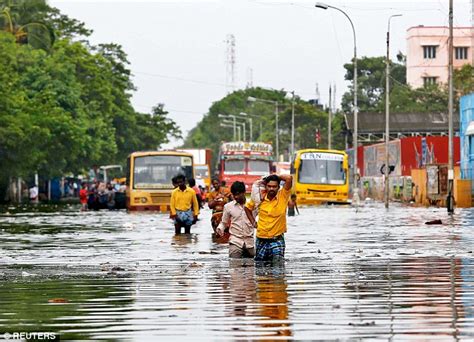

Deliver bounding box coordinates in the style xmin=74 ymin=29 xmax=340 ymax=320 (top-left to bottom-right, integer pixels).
xmin=406 ymin=26 xmax=473 ymax=88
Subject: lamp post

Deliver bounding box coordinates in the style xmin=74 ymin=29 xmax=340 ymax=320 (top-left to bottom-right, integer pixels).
xmin=238 ymin=112 xmax=253 ymax=141
xmin=220 ymin=123 xmax=235 ymax=138
xmin=291 ymin=91 xmax=295 ymax=160
xmin=385 ymin=14 xmax=402 ymax=209
xmin=222 ymin=118 xmax=246 ymax=141
xmin=218 ymin=114 xmax=237 ymax=140
xmin=248 ymin=96 xmax=280 ymax=160
xmin=315 ymin=2 xmax=359 ymax=206
xmin=447 ymin=0 xmax=454 ymax=214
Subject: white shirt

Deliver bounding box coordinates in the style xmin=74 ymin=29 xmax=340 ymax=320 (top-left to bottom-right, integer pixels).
xmin=217 ymin=200 xmax=255 ymax=248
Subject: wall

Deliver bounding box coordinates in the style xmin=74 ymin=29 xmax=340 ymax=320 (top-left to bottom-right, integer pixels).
xmin=460 ymin=93 xmax=474 ymax=189
xmin=406 ymin=26 xmax=473 ymax=88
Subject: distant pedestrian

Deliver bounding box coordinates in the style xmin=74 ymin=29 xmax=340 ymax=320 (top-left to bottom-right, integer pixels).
xmin=188 ymin=178 xmax=203 ymax=209
xmin=29 ymin=185 xmax=38 ymax=203
xmin=79 ymin=184 xmax=88 ymax=211
xmin=216 ymin=181 xmax=255 ymax=258
xmin=170 ymin=174 xmax=200 ymax=234
xmin=245 ymin=174 xmax=292 ymax=263
xmin=287 ymin=194 xmax=299 ymax=216
xmin=207 ymin=178 xmax=232 ymax=232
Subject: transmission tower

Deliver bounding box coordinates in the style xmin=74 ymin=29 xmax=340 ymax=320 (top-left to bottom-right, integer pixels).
xmin=246 ymin=67 xmax=253 ymax=88
xmin=315 ymin=83 xmax=320 ymax=107
xmin=225 ymin=34 xmax=236 ymax=93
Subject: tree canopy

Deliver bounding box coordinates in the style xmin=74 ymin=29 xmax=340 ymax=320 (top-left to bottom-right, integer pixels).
xmin=183 ymin=87 xmax=346 ymax=168
xmin=0 ymin=0 xmax=180 ymax=198
xmin=342 ymin=54 xmax=474 ymax=114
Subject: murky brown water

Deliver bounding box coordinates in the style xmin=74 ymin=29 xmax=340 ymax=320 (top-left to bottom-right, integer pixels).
xmin=0 ymin=203 xmax=473 ymax=340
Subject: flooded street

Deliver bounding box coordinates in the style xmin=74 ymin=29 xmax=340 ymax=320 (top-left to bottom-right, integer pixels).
xmin=1 ymin=203 xmax=474 ymax=340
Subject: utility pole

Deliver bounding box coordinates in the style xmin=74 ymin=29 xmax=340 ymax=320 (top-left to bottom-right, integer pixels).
xmin=328 ymin=84 xmax=332 ymax=149
xmin=291 ymin=91 xmax=295 ymax=159
xmin=385 ymin=14 xmax=402 ymax=209
xmin=225 ymin=34 xmax=236 ymax=93
xmin=275 ymin=104 xmax=279 ymax=161
xmin=447 ymin=0 xmax=455 ymax=213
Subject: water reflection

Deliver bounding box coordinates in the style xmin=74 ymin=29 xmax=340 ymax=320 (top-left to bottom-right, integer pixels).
xmin=0 ymin=276 xmax=135 ymax=340
xmin=255 ymin=266 xmax=291 ymax=338
xmin=0 ymin=204 xmax=473 ymax=339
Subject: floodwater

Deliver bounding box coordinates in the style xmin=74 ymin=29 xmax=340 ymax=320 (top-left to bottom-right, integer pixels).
xmin=0 ymin=203 xmax=473 ymax=340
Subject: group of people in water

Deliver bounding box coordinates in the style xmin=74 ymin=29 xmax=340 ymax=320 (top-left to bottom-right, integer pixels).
xmin=79 ymin=181 xmax=126 ymax=211
xmin=170 ymin=174 xmax=299 ymax=263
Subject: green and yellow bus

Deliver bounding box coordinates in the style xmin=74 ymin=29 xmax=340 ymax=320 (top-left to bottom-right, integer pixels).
xmin=292 ymin=149 xmax=349 ymax=205
xmin=126 ymin=151 xmax=194 ymax=211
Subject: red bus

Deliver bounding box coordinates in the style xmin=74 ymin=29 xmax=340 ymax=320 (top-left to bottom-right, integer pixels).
xmin=218 ymin=142 xmax=273 ymax=193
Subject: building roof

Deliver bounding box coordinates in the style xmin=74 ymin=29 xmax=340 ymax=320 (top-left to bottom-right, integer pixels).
xmin=345 ymin=112 xmax=460 ymax=134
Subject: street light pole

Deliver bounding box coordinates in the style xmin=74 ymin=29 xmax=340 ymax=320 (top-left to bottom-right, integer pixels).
xmin=328 ymin=85 xmax=332 ymax=149
xmin=238 ymin=112 xmax=252 ymax=141
xmin=385 ymin=14 xmax=402 ymax=209
xmin=247 ymin=96 xmax=280 ymax=160
xmin=218 ymin=114 xmax=237 ymax=140
xmin=315 ymin=2 xmax=359 ymax=206
xmin=291 ymin=91 xmax=295 ymax=159
xmin=447 ymin=0 xmax=454 ymax=213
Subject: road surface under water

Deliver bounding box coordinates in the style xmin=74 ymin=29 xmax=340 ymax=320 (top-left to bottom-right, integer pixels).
xmin=0 ymin=203 xmax=473 ymax=340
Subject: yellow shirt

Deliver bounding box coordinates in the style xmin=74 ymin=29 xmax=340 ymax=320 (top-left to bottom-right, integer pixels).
xmin=170 ymin=187 xmax=199 ymax=216
xmin=246 ymin=187 xmax=291 ymax=238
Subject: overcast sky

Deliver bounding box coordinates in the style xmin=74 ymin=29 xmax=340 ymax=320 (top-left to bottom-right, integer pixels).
xmin=50 ymin=0 xmax=472 ymax=146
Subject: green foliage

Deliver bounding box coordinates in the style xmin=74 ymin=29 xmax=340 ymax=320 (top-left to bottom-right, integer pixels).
xmin=0 ymin=4 xmax=180 ymax=197
xmin=342 ymin=54 xmax=474 ymax=115
xmin=0 ymin=0 xmax=55 ymax=50
xmin=183 ymin=87 xmax=345 ymax=167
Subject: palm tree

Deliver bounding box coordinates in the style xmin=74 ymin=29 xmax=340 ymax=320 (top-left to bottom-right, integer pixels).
xmin=0 ymin=0 xmax=54 ymax=50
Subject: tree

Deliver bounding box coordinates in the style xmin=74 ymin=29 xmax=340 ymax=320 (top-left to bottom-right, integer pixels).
xmin=341 ymin=55 xmax=406 ymax=114
xmin=0 ymin=0 xmax=55 ymax=50
xmin=0 ymin=3 xmax=181 ymax=201
xmin=183 ymin=87 xmax=345 ymax=168
xmin=342 ymin=54 xmax=474 ymax=116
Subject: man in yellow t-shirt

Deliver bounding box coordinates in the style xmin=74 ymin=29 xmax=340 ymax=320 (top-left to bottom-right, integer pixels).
xmin=170 ymin=174 xmax=199 ymax=235
xmin=245 ymin=174 xmax=292 ymax=263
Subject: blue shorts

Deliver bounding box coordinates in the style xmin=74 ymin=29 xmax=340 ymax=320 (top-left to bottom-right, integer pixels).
xmin=175 ymin=209 xmax=194 ymax=226
xmin=255 ymin=235 xmax=285 ymax=262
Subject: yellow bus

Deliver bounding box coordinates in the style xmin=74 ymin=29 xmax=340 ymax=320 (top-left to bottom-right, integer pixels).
xmin=292 ymin=149 xmax=349 ymax=205
xmin=126 ymin=151 xmax=194 ymax=211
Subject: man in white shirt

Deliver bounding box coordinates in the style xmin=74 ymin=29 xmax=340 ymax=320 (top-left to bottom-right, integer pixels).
xmin=217 ymin=181 xmax=255 ymax=258
xmin=29 ymin=185 xmax=38 ymax=202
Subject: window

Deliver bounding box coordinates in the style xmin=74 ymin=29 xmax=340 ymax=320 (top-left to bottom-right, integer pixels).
xmin=247 ymin=160 xmax=270 ymax=175
xmin=423 ymin=45 xmax=437 ymax=59
xmin=455 ymin=47 xmax=468 ymax=60
xmin=298 ymin=159 xmax=346 ymax=185
xmin=133 ymin=155 xmax=193 ymax=189
xmin=423 ymin=77 xmax=437 ymax=86
xmin=224 ymin=159 xmax=245 ymax=174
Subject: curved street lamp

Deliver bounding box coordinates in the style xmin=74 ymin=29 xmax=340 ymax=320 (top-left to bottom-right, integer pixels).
xmin=315 ymin=2 xmax=359 ymax=206
xmin=385 ymin=14 xmax=402 ymax=209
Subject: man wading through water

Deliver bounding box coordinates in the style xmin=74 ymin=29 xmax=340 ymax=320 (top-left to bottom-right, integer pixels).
xmin=216 ymin=181 xmax=255 ymax=258
xmin=170 ymin=174 xmax=199 ymax=234
xmin=245 ymin=174 xmax=292 ymax=263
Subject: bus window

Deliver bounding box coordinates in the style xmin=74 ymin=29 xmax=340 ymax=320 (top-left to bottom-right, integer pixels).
xmin=299 ymin=159 xmax=346 ymax=185
xmin=224 ymin=160 xmax=245 ymax=174
xmin=247 ymin=160 xmax=271 ymax=175
xmin=194 ymin=165 xmax=209 ymax=178
xmin=134 ymin=155 xmax=193 ymax=189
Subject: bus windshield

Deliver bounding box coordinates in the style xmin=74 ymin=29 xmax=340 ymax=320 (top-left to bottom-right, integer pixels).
xmin=298 ymin=154 xmax=346 ymax=185
xmin=247 ymin=160 xmax=271 ymax=175
xmin=133 ymin=155 xmax=193 ymax=189
xmin=194 ymin=165 xmax=209 ymax=178
xmin=224 ymin=160 xmax=245 ymax=174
